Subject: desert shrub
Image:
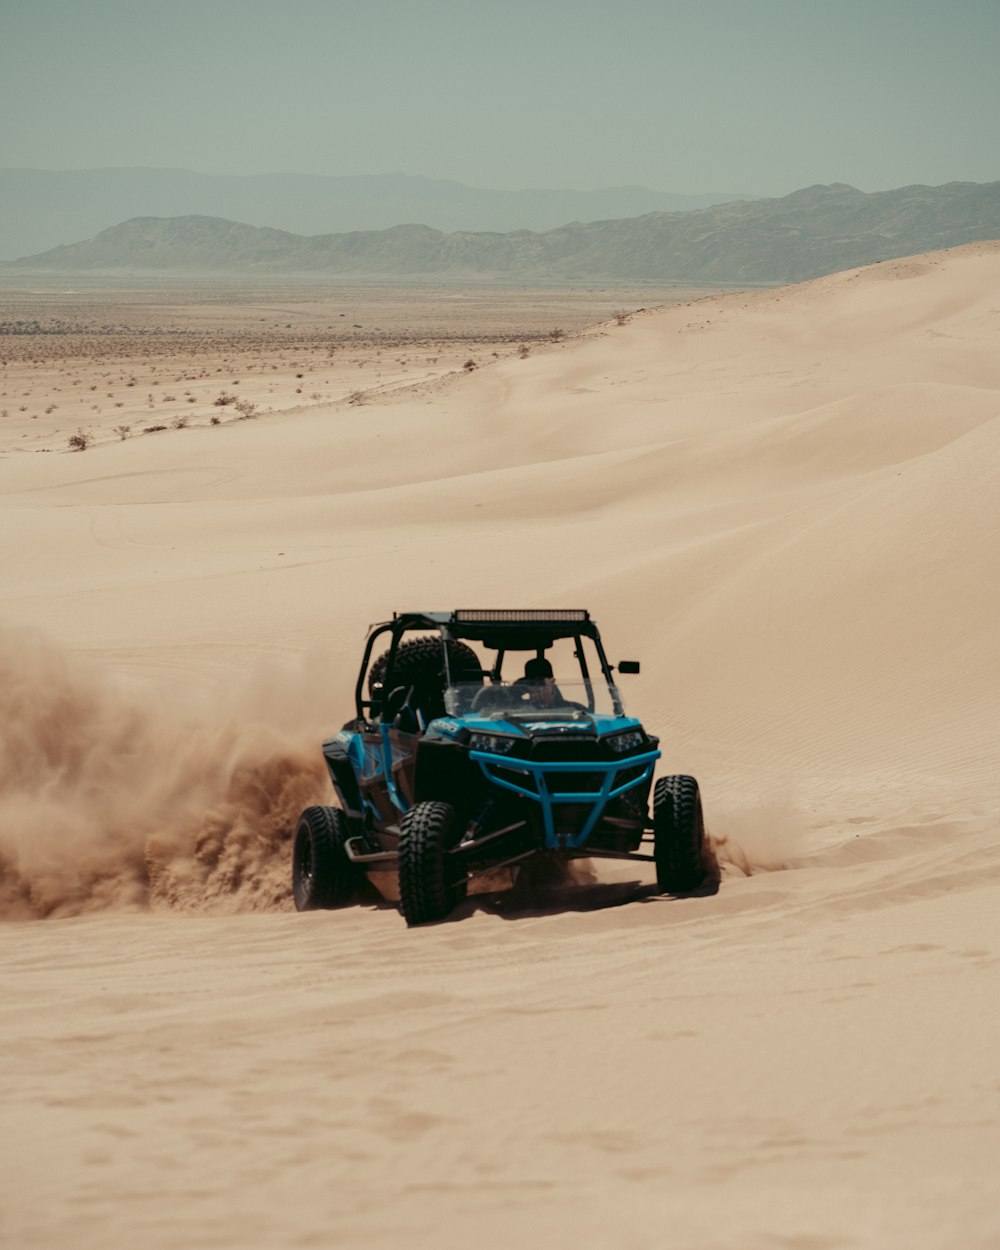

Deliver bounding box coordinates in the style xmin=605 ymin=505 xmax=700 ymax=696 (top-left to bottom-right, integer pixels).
xmin=463 ymin=359 xmax=477 ymax=372
xmin=114 ymin=424 xmax=132 ymax=441
xmin=144 ymin=424 xmax=167 ymax=433
xmin=172 ymin=415 xmax=188 ymax=429
xmin=347 ymin=390 xmax=366 ymax=406
xmin=68 ymin=429 xmax=91 ymax=451
xmin=210 ymin=415 xmax=221 ymax=425
xmin=213 ymin=391 xmax=237 ymax=407
xmin=234 ymin=399 xmax=258 ymax=419
xmin=549 ymin=328 xmax=565 ymax=342
xmin=45 ymin=404 xmax=57 ymax=414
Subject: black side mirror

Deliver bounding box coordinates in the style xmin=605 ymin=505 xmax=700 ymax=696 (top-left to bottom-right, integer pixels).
xmin=618 ymin=660 xmax=640 ymax=675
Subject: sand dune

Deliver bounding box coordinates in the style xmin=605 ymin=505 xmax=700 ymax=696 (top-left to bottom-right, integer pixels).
xmin=2 ymin=243 xmax=999 ymax=1248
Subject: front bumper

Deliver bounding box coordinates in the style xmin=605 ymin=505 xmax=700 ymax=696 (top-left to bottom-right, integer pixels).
xmin=468 ymin=748 xmax=660 ymax=848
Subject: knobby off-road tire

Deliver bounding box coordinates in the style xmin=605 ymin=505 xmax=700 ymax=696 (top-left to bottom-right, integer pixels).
xmin=653 ymin=775 xmax=705 ymax=894
xmin=398 ymin=800 xmax=467 ymax=926
xmin=292 ymin=806 xmax=358 ymax=910
xmin=368 ymin=637 xmax=482 ymax=701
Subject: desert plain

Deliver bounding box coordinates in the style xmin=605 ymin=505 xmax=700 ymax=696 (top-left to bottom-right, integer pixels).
xmin=1 ymin=250 xmax=999 ymax=1249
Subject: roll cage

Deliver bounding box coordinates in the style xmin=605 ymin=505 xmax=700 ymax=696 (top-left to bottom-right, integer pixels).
xmin=354 ymin=609 xmax=627 ymax=722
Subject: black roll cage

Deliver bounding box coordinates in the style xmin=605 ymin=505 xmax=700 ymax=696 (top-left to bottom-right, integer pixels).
xmin=353 ymin=610 xmax=623 ymax=722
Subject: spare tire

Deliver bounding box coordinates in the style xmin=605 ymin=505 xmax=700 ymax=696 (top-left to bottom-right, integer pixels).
xmin=367 ymin=636 xmax=482 ymax=721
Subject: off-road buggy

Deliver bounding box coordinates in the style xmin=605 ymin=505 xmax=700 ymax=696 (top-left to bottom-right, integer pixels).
xmin=292 ymin=610 xmax=705 ymax=925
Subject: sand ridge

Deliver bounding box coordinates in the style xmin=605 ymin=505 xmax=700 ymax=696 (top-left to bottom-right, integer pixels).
xmin=1 ymin=243 xmax=999 ymax=1248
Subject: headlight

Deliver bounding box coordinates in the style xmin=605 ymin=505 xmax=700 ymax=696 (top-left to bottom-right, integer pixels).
xmin=469 ymin=733 xmax=517 ymax=755
xmin=606 ymin=730 xmax=644 ymax=754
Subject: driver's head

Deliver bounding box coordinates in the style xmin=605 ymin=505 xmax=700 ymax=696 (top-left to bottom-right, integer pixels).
xmin=523 ymin=656 xmax=553 ymax=681
xmin=523 ymin=656 xmax=556 ymax=705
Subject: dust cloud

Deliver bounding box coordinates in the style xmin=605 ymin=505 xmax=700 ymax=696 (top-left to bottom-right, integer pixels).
xmin=707 ymin=796 xmax=805 ymax=876
xmin=0 ymin=626 xmax=329 ymax=919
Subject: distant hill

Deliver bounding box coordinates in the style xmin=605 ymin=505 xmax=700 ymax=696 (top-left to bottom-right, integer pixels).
xmin=9 ymin=180 xmax=1000 ymax=284
xmin=0 ymin=167 xmax=751 ymax=261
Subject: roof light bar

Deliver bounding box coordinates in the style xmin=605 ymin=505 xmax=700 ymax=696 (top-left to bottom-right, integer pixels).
xmin=454 ymin=609 xmax=589 ymax=623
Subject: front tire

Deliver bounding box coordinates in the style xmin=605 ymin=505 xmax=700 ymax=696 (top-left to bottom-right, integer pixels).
xmin=292 ymin=806 xmax=358 ymax=910
xmin=398 ymin=801 xmax=466 ymax=926
xmin=653 ymin=775 xmax=705 ymax=893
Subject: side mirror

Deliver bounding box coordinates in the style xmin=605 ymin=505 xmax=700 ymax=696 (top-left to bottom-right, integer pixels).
xmin=618 ymin=660 xmax=640 ymax=675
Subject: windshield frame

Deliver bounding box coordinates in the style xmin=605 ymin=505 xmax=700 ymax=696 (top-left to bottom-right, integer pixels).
xmin=357 ymin=616 xmax=626 ymax=722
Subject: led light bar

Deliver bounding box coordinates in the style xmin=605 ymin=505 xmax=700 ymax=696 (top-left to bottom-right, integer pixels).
xmin=454 ymin=609 xmax=589 ymax=623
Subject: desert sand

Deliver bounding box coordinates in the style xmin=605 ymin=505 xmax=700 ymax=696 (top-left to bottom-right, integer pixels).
xmin=2 ymin=247 xmax=999 ymax=1249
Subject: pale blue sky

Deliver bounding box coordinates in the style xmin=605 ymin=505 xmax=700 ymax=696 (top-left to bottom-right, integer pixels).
xmin=1 ymin=0 xmax=997 ymax=194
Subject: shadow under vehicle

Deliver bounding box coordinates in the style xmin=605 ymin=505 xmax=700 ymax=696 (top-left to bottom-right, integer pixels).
xmin=292 ymin=609 xmax=705 ymax=925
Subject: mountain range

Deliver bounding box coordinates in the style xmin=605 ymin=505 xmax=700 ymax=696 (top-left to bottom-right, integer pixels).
xmin=0 ymin=167 xmax=750 ymax=262
xmin=9 ymin=180 xmax=999 ymax=285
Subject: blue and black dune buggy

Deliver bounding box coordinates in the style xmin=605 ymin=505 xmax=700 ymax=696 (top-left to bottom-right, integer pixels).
xmin=292 ymin=609 xmax=705 ymax=925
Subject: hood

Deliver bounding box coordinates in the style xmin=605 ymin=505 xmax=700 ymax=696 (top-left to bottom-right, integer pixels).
xmin=457 ymin=710 xmax=641 ymax=740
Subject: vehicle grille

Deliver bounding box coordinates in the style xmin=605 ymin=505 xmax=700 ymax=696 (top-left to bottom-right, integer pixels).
xmin=529 ymin=739 xmax=603 ymax=761
xmin=548 ymin=771 xmax=606 ymax=795
xmin=493 ymin=764 xmax=537 ymax=794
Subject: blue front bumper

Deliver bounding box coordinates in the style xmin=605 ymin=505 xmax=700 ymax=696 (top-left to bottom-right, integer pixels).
xmin=468 ymin=748 xmax=660 ymax=848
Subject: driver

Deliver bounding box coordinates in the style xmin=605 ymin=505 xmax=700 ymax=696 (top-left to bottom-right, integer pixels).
xmin=518 ymin=656 xmax=562 ymax=708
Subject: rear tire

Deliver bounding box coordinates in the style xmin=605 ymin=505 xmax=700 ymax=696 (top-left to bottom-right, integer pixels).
xmin=292 ymin=806 xmax=358 ymax=910
xmin=398 ymin=801 xmax=467 ymax=926
xmin=653 ymin=775 xmax=705 ymax=893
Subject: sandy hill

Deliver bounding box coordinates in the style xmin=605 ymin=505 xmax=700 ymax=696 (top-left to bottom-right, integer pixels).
xmin=11 ymin=179 xmax=1000 ymax=282
xmin=2 ymin=243 xmax=999 ymax=1249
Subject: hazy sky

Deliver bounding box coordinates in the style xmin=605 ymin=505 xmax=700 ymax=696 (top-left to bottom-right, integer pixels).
xmin=1 ymin=0 xmax=997 ymax=195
